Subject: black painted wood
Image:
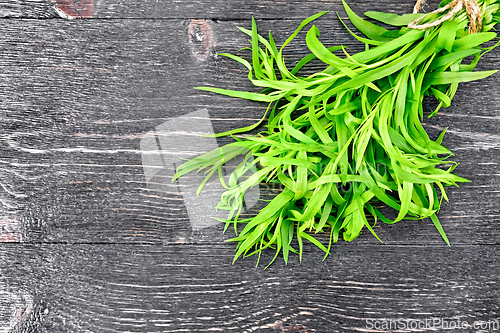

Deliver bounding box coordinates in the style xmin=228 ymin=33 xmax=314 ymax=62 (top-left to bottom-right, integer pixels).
xmin=0 ymin=0 xmax=499 ymax=332
xmin=0 ymin=17 xmax=498 ymax=245
xmin=4 ymin=0 xmax=416 ymax=19
xmin=2 ymin=244 xmax=500 ymax=332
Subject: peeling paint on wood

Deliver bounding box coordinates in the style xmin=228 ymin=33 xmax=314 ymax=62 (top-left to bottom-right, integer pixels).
xmin=0 ymin=219 xmax=22 ymax=242
xmin=54 ymin=0 xmax=95 ymax=19
xmin=282 ymin=325 xmax=313 ymax=333
xmin=0 ymin=290 xmax=35 ymax=331
xmin=10 ymin=293 xmax=34 ymax=330
xmin=188 ymin=19 xmax=216 ymax=61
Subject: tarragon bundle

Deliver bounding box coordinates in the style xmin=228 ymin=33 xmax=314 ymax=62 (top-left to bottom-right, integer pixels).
xmin=173 ymin=0 xmax=500 ymax=266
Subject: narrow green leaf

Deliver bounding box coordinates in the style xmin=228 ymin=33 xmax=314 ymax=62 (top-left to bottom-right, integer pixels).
xmin=436 ymin=20 xmax=457 ymax=52
xmin=365 ymin=11 xmax=425 ymax=26
xmin=342 ymin=0 xmax=394 ymax=42
xmin=424 ymin=70 xmax=498 ymax=86
xmin=196 ymin=86 xmax=284 ymax=102
xmin=430 ymin=213 xmax=450 ymax=246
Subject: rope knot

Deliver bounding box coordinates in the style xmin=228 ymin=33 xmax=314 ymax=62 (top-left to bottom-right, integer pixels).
xmin=408 ymin=0 xmax=482 ymax=34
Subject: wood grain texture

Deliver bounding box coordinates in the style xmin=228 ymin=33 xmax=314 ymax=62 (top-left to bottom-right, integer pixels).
xmin=0 ymin=17 xmax=499 ymax=244
xmin=1 ymin=243 xmax=500 ymax=332
xmin=4 ymin=0 xmax=417 ymax=19
xmin=0 ymin=0 xmax=54 ymax=18
xmin=0 ymin=0 xmax=500 ymax=331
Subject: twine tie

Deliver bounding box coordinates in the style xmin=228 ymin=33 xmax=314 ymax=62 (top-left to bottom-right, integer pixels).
xmin=408 ymin=0 xmax=482 ymax=34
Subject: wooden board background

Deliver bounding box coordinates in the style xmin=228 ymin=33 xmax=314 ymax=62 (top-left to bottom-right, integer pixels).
xmin=1 ymin=0 xmax=500 ymax=332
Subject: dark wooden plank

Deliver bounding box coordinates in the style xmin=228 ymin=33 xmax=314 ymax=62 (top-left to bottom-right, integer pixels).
xmin=0 ymin=0 xmax=499 ymax=332
xmin=0 ymin=0 xmax=54 ymax=18
xmin=1 ymin=243 xmax=500 ymax=332
xmin=0 ymin=17 xmax=500 ymax=244
xmin=0 ymin=18 xmax=356 ymax=244
xmin=3 ymin=0 xmax=419 ymax=19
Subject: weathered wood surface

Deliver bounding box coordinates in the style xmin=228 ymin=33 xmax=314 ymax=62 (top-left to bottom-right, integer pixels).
xmin=4 ymin=0 xmax=416 ymax=19
xmin=1 ymin=16 xmax=500 ymax=245
xmin=1 ymin=0 xmax=500 ymax=332
xmin=2 ymin=244 xmax=500 ymax=332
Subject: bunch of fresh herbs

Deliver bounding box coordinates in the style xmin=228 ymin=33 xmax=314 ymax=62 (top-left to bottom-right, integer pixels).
xmin=173 ymin=0 xmax=500 ymax=267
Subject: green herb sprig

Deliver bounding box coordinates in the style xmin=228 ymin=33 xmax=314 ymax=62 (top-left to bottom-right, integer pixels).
xmin=173 ymin=0 xmax=500 ymax=267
